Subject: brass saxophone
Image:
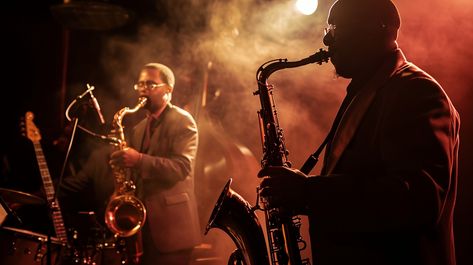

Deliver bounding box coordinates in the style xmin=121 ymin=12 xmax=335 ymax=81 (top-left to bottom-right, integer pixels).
xmin=105 ymin=97 xmax=148 ymax=264
xmin=205 ymin=49 xmax=330 ymax=265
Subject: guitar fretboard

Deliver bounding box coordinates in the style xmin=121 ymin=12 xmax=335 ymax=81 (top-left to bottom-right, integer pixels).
xmin=32 ymin=141 xmax=68 ymax=244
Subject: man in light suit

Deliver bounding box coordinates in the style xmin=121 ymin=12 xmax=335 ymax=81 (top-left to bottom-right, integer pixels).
xmin=60 ymin=63 xmax=201 ymax=265
xmin=259 ymin=0 xmax=460 ymax=264
xmin=110 ymin=62 xmax=201 ymax=264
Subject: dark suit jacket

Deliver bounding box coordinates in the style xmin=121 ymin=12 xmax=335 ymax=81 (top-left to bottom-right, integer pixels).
xmin=130 ymin=103 xmax=201 ymax=253
xmin=306 ymin=49 xmax=460 ymax=265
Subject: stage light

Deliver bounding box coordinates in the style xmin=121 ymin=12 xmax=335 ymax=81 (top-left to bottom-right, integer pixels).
xmin=295 ymin=0 xmax=318 ymax=15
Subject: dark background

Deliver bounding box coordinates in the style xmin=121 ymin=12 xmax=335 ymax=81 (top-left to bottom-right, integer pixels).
xmin=1 ymin=0 xmax=471 ymax=264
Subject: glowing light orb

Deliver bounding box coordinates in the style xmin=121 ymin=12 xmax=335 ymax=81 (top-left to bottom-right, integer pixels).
xmin=295 ymin=0 xmax=319 ymax=15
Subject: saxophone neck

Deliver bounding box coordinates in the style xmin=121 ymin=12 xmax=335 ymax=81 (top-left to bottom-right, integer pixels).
xmin=110 ymin=97 xmax=148 ymax=144
xmin=257 ymin=48 xmax=330 ymax=83
xmin=114 ymin=97 xmax=148 ymax=122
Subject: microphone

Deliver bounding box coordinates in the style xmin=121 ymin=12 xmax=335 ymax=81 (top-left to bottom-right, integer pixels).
xmin=87 ymin=84 xmax=106 ymax=124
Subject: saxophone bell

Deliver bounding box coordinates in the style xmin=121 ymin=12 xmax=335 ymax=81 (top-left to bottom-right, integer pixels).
xmin=105 ymin=194 xmax=146 ymax=237
xmin=205 ymin=179 xmax=269 ymax=265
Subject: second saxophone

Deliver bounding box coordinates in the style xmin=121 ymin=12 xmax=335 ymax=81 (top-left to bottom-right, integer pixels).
xmin=206 ymin=49 xmax=330 ymax=265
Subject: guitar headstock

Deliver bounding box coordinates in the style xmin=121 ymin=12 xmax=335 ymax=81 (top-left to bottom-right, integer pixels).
xmin=22 ymin=111 xmax=42 ymax=143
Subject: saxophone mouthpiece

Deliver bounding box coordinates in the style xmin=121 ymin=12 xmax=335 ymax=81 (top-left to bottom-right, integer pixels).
xmin=138 ymin=97 xmax=148 ymax=107
xmin=307 ymin=48 xmax=331 ymax=64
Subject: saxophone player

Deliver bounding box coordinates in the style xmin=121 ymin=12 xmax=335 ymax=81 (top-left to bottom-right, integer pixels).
xmin=59 ymin=63 xmax=201 ymax=265
xmin=259 ymin=1 xmax=460 ymax=265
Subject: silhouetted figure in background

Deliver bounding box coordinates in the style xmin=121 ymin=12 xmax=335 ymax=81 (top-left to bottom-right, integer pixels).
xmin=259 ymin=1 xmax=460 ymax=264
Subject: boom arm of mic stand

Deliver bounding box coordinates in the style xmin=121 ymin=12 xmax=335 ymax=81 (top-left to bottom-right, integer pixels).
xmin=55 ymin=117 xmax=79 ymax=201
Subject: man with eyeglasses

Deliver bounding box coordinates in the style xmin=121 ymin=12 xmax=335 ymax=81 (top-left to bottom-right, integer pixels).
xmin=109 ymin=63 xmax=202 ymax=264
xmin=59 ymin=63 xmax=202 ymax=265
xmin=258 ymin=0 xmax=460 ymax=265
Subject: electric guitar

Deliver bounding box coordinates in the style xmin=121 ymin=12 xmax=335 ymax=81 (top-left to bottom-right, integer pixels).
xmin=23 ymin=111 xmax=68 ymax=245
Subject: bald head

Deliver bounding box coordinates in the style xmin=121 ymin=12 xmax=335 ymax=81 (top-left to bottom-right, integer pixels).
xmin=328 ymin=0 xmax=400 ymax=26
xmin=328 ymin=0 xmax=400 ymax=42
xmin=323 ymin=0 xmax=402 ymax=79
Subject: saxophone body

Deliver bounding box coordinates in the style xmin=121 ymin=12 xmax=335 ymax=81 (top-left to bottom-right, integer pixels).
xmin=105 ymin=97 xmax=148 ymax=264
xmin=205 ymin=49 xmax=330 ymax=265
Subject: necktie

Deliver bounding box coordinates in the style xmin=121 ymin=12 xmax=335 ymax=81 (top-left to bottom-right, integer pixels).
xmin=141 ymin=116 xmax=155 ymax=152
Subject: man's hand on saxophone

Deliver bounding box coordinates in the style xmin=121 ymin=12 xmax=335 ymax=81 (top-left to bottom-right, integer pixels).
xmin=110 ymin=147 xmax=143 ymax=168
xmin=258 ymin=166 xmax=309 ymax=214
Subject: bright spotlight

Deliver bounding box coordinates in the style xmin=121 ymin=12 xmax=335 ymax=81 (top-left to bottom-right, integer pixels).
xmin=295 ymin=0 xmax=318 ymax=15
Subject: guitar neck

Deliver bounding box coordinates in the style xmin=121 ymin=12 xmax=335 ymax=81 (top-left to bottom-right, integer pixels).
xmin=32 ymin=141 xmax=68 ymax=244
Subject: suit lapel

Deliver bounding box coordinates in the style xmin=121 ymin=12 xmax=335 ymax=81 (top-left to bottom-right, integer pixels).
xmin=324 ymin=50 xmax=408 ymax=175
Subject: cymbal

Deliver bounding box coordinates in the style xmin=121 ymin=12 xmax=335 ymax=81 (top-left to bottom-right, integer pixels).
xmin=1 ymin=226 xmax=61 ymax=245
xmin=0 ymin=188 xmax=46 ymax=208
xmin=50 ymin=2 xmax=132 ymax=31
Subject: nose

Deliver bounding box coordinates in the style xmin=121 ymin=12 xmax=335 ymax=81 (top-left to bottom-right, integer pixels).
xmin=323 ymin=32 xmax=334 ymax=46
xmin=137 ymin=88 xmax=148 ymax=97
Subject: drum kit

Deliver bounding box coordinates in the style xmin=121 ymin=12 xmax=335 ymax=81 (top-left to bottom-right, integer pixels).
xmin=0 ymin=187 xmax=124 ymax=265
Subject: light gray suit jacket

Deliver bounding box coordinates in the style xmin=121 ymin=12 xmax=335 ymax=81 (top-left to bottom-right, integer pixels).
xmin=130 ymin=103 xmax=201 ymax=253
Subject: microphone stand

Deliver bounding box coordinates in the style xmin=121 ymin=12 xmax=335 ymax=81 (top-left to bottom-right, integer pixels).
xmin=47 ymin=219 xmax=51 ymax=265
xmin=55 ymin=116 xmax=79 ymax=207
xmin=65 ymin=84 xmax=110 ymax=143
xmin=48 ymin=116 xmax=79 ymax=265
xmin=53 ymin=85 xmax=109 ymax=265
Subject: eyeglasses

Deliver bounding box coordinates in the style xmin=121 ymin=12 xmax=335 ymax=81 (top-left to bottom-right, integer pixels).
xmin=324 ymin=23 xmax=389 ymax=39
xmin=324 ymin=24 xmax=336 ymax=38
xmin=134 ymin=80 xmax=167 ymax=91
